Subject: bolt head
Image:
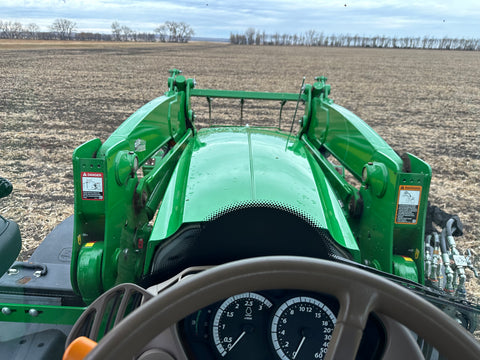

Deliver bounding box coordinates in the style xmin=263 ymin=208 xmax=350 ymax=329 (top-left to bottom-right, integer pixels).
xmin=2 ymin=307 xmax=11 ymax=315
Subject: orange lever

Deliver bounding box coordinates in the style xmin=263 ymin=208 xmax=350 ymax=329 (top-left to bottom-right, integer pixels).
xmin=63 ymin=336 xmax=97 ymax=360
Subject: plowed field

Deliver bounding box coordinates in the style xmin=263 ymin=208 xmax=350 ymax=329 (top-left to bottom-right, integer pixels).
xmin=1 ymin=40 xmax=479 ymax=295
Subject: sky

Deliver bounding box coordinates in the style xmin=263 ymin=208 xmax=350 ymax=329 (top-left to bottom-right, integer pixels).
xmin=1 ymin=0 xmax=479 ymax=39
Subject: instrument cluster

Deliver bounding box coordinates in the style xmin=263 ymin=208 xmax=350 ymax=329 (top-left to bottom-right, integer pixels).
xmin=181 ymin=289 xmax=386 ymax=359
xmin=181 ymin=289 xmax=341 ymax=359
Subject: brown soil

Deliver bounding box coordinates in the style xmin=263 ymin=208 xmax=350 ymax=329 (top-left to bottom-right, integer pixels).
xmin=1 ymin=41 xmax=479 ymax=296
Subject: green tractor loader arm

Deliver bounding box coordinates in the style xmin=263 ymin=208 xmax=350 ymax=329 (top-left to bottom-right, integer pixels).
xmin=72 ymin=72 xmax=194 ymax=302
xmin=301 ymin=77 xmax=431 ymax=282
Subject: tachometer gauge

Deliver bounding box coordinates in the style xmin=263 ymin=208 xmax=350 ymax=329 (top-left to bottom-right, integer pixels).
xmin=212 ymin=292 xmax=272 ymax=359
xmin=271 ymin=296 xmax=336 ymax=360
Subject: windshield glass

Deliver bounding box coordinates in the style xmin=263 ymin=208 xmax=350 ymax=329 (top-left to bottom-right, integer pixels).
xmin=0 ymin=1 xmax=479 ymax=359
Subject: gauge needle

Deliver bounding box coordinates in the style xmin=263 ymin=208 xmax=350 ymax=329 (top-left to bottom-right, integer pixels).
xmin=229 ymin=331 xmax=246 ymax=351
xmin=292 ymin=336 xmax=306 ymax=359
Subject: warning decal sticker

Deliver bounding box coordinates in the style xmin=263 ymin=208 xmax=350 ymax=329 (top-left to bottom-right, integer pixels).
xmin=395 ymin=185 xmax=422 ymax=224
xmin=81 ymin=172 xmax=104 ymax=201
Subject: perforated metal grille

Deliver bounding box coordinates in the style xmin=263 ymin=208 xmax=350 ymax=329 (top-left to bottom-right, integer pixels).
xmin=205 ymin=200 xmax=323 ymax=229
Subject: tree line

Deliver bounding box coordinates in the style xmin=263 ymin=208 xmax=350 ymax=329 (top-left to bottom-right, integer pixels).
xmin=0 ymin=19 xmax=194 ymax=43
xmin=230 ymin=28 xmax=480 ymax=51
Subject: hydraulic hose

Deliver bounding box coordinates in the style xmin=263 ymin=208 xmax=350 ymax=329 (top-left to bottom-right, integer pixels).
xmin=445 ymin=218 xmax=467 ymax=296
xmin=446 ymin=218 xmax=457 ymax=238
xmin=424 ymin=234 xmax=433 ymax=281
xmin=440 ymin=227 xmax=454 ymax=292
xmin=429 ymin=232 xmax=442 ymax=287
xmin=440 ymin=227 xmax=449 ymax=254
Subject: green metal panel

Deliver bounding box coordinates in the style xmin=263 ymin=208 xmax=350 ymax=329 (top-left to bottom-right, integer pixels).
xmin=392 ymin=153 xmax=431 ymax=282
xmin=0 ymin=303 xmax=85 ymax=325
xmin=77 ymin=241 xmax=104 ymax=303
xmin=71 ymin=138 xmax=105 ymax=295
xmin=97 ymin=93 xmax=187 ymax=161
xmin=392 ymin=255 xmax=419 ymax=282
xmin=145 ymin=126 xmax=361 ymax=272
xmin=302 ymin=77 xmax=431 ymax=280
xmin=149 ymin=127 xmax=328 ymax=237
xmin=307 ymin=99 xmax=402 ymax=181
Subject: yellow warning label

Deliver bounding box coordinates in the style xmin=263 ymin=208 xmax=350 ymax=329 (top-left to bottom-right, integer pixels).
xmin=395 ymin=185 xmax=422 ymax=225
xmin=85 ymin=242 xmax=95 ymax=247
xmin=81 ymin=172 xmax=104 ymax=201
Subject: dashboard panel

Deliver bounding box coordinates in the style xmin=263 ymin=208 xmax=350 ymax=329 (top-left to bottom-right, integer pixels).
xmin=180 ymin=290 xmax=386 ymax=360
xmin=66 ymin=259 xmax=475 ymax=360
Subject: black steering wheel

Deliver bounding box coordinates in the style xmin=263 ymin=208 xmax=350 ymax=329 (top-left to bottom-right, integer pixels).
xmin=83 ymin=256 xmax=480 ymax=359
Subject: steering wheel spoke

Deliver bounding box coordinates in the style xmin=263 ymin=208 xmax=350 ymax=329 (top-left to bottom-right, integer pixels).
xmin=325 ymin=288 xmax=377 ymax=360
xmin=325 ymin=321 xmax=363 ymax=360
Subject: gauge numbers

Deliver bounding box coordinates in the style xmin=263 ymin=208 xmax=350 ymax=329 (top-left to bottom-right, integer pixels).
xmin=212 ymin=292 xmax=273 ymax=358
xmin=271 ymin=296 xmax=336 ymax=360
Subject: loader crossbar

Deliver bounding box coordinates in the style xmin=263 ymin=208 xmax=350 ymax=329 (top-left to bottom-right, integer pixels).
xmin=190 ymin=88 xmax=301 ymax=101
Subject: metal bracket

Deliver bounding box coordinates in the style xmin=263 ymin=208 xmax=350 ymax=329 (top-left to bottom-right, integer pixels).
xmin=8 ymin=262 xmax=48 ymax=277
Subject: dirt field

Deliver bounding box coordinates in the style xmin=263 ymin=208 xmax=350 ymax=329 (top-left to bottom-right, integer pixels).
xmin=1 ymin=41 xmax=479 ymax=296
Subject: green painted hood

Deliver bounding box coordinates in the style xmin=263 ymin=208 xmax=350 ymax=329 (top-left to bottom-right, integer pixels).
xmin=151 ymin=127 xmax=358 ymax=253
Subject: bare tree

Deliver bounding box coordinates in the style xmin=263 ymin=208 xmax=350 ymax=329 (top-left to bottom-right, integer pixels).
xmin=50 ymin=18 xmax=76 ymax=40
xmin=344 ymin=34 xmax=352 ymax=47
xmin=120 ymin=25 xmax=133 ymax=41
xmin=272 ymin=32 xmax=280 ymax=46
xmin=13 ymin=21 xmax=23 ymax=39
xmin=154 ymin=24 xmax=167 ymax=42
xmin=160 ymin=21 xmax=194 ymax=43
xmin=255 ymin=31 xmax=261 ymax=45
xmin=177 ymin=22 xmax=194 ymax=42
xmin=0 ymin=21 xmax=24 ymax=39
xmin=323 ymin=35 xmax=330 ymax=46
xmin=245 ymin=27 xmax=255 ymax=45
xmin=421 ymin=36 xmax=429 ymax=49
xmin=463 ymin=38 xmax=478 ymax=51
xmin=26 ymin=23 xmax=39 ymax=40
xmin=165 ymin=21 xmax=178 ymax=42
xmin=427 ymin=37 xmax=437 ymax=49
xmin=261 ymin=30 xmax=267 ymax=45
xmin=292 ymin=33 xmax=298 ymax=46
xmin=330 ymin=34 xmax=340 ymax=47
xmin=111 ymin=21 xmax=122 ymax=41
xmin=305 ymin=29 xmax=316 ymax=46
xmin=353 ymin=34 xmax=360 ymax=47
